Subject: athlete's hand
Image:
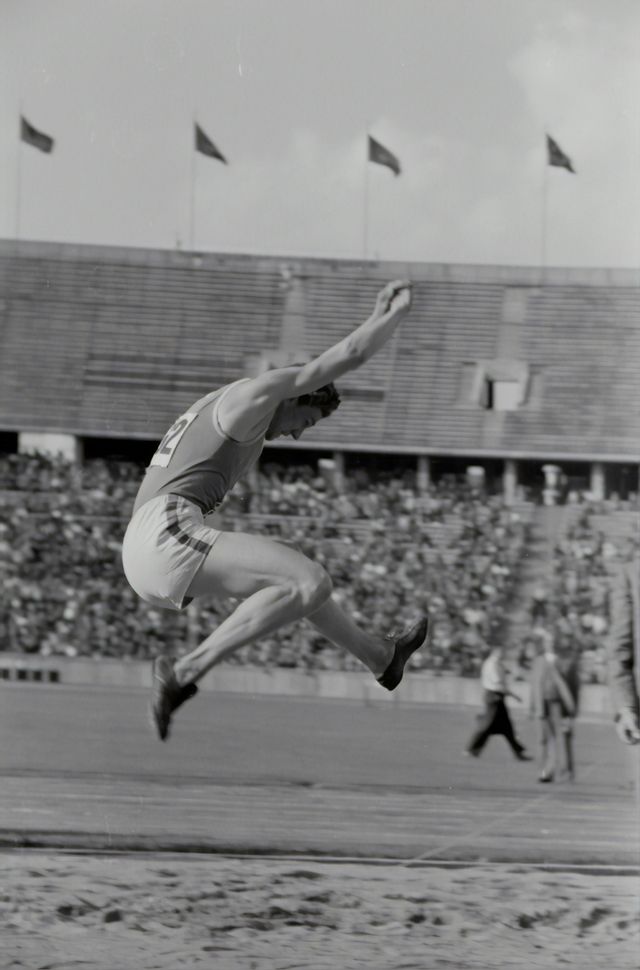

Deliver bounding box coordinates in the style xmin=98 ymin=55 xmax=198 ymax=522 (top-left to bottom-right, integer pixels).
xmin=615 ymin=708 xmax=640 ymax=745
xmin=372 ymin=280 xmax=412 ymax=324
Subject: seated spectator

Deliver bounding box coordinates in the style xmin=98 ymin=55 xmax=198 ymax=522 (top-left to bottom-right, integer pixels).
xmin=0 ymin=451 xmax=534 ymax=676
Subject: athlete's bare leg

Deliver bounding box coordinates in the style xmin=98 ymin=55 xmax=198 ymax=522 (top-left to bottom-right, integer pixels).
xmin=173 ymin=532 xmax=393 ymax=686
xmin=306 ymin=596 xmax=391 ymax=674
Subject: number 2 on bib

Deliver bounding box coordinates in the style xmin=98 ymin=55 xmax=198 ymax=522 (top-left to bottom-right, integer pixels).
xmin=150 ymin=412 xmax=197 ymax=467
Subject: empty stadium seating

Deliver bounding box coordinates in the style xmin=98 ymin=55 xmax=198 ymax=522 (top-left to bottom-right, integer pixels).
xmin=1 ymin=241 xmax=638 ymax=463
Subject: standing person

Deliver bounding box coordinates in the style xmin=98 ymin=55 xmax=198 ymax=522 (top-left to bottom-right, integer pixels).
xmin=529 ymin=632 xmax=580 ymax=782
xmin=529 ymin=585 xmax=549 ymax=625
xmin=466 ymin=646 xmax=532 ymax=761
xmin=607 ymin=558 xmax=640 ymax=745
xmin=122 ymin=281 xmax=429 ymax=740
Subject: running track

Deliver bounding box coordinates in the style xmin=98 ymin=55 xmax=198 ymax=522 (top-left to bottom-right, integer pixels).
xmin=1 ymin=684 xmax=638 ymax=867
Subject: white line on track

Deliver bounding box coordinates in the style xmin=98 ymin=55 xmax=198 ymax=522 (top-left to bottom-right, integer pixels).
xmin=2 ymin=845 xmax=638 ymax=876
xmin=403 ymin=762 xmax=600 ymax=866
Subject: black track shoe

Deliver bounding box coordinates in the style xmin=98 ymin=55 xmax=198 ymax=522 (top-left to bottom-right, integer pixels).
xmin=377 ymin=615 xmax=429 ymax=691
xmin=149 ymin=655 xmax=198 ymax=741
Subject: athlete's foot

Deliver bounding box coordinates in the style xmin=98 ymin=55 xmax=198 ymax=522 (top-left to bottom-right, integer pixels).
xmin=377 ymin=615 xmax=429 ymax=691
xmin=514 ymin=750 xmax=533 ymax=762
xmin=149 ymin=655 xmax=198 ymax=741
xmin=537 ymin=771 xmax=554 ymax=783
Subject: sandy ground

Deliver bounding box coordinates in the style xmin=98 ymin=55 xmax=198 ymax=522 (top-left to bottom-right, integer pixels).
xmin=3 ymin=852 xmax=639 ymax=970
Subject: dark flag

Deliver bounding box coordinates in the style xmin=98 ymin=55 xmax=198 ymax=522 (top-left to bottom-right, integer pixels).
xmin=20 ymin=116 xmax=54 ymax=153
xmin=195 ymin=123 xmax=227 ymax=163
xmin=546 ymin=134 xmax=575 ymax=173
xmin=368 ymin=135 xmax=401 ymax=176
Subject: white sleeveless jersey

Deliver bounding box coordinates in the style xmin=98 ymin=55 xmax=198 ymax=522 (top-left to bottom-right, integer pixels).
xmin=132 ymin=380 xmax=265 ymax=516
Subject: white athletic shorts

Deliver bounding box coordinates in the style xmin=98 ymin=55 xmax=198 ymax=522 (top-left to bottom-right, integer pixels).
xmin=122 ymin=493 xmax=221 ymax=611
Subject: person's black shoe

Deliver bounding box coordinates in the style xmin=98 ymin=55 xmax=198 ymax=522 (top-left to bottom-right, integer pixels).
xmin=515 ymin=750 xmax=534 ymax=762
xmin=538 ymin=772 xmax=554 ymax=783
xmin=149 ymin=655 xmax=198 ymax=741
xmin=377 ymin=616 xmax=429 ymax=691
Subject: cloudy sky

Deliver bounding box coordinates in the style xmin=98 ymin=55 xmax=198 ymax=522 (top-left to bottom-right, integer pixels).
xmin=1 ymin=0 xmax=638 ymax=267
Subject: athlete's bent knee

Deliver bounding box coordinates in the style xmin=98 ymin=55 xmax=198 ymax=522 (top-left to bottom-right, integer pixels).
xmin=297 ymin=565 xmax=332 ymax=613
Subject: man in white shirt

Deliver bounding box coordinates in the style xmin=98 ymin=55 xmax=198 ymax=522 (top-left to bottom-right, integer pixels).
xmin=466 ymin=646 xmax=532 ymax=760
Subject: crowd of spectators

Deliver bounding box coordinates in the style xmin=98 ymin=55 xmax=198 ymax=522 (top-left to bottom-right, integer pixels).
xmin=518 ymin=507 xmax=637 ymax=684
xmin=1 ymin=451 xmax=531 ymax=676
xmin=198 ymin=465 xmax=529 ymax=675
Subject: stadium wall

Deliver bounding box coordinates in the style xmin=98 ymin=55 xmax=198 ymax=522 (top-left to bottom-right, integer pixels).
xmin=0 ymin=654 xmax=613 ymax=717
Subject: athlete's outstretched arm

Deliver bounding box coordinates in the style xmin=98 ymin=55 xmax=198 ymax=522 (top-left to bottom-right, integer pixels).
xmin=283 ymin=279 xmax=412 ymax=393
xmin=219 ymin=280 xmax=412 ymax=433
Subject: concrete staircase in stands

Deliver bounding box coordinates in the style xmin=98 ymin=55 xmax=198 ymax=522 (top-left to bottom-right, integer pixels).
xmin=502 ymin=504 xmax=570 ymax=652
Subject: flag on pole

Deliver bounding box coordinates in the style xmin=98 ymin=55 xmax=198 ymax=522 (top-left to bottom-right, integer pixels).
xmin=368 ymin=135 xmax=401 ymax=176
xmin=546 ymin=135 xmax=575 ymax=173
xmin=195 ymin=123 xmax=227 ymax=163
xmin=20 ymin=116 xmax=54 ymax=153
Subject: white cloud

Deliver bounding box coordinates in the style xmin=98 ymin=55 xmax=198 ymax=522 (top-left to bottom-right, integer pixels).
xmin=436 ymin=5 xmax=640 ymax=268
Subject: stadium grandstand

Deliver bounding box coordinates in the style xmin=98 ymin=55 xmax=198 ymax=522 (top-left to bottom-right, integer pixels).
xmin=0 ymin=238 xmax=638 ymax=677
xmin=0 ymin=239 xmax=638 ymax=499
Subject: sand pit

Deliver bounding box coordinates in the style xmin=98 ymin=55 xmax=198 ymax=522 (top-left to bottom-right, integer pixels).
xmin=3 ymin=851 xmax=638 ymax=969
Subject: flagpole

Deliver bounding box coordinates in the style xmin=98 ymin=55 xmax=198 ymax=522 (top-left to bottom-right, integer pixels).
xmin=363 ymin=129 xmax=370 ymax=259
xmin=540 ymin=140 xmax=550 ymax=282
xmin=16 ymin=109 xmax=23 ymax=240
xmin=189 ymin=116 xmax=197 ymax=251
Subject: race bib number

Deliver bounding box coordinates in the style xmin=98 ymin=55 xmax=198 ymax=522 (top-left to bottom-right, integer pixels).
xmin=150 ymin=411 xmax=197 ymax=468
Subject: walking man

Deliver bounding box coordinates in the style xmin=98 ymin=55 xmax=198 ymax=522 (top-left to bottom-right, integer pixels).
xmin=122 ymin=281 xmax=429 ymax=740
xmin=529 ymin=632 xmax=579 ymax=782
xmin=466 ymin=645 xmax=532 ymax=761
xmin=607 ymin=558 xmax=640 ymax=745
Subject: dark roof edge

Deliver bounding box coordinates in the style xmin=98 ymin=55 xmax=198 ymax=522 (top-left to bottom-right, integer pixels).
xmin=1 ymin=238 xmax=638 ymax=288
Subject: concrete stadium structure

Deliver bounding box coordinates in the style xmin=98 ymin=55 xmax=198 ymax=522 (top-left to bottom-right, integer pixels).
xmin=1 ymin=238 xmax=638 ymax=502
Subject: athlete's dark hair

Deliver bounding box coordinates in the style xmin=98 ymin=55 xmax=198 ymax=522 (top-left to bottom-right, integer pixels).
xmin=296 ymin=382 xmax=341 ymax=418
